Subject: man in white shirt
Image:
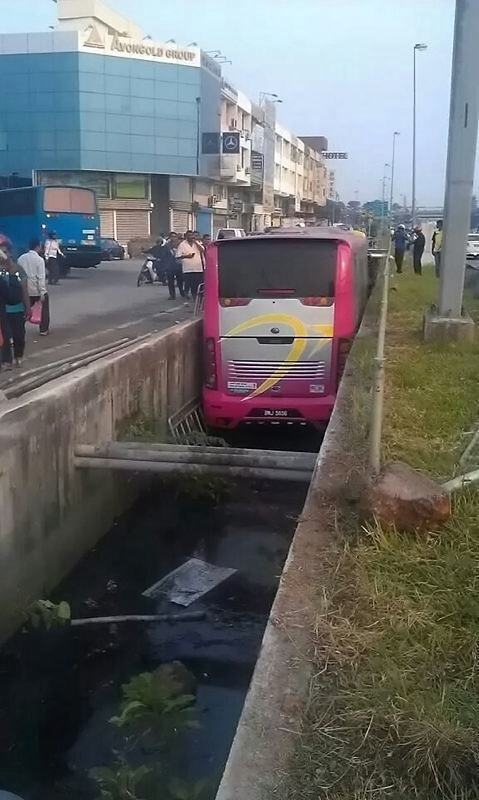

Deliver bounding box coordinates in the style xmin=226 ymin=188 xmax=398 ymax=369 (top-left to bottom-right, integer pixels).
xmin=44 ymin=231 xmax=64 ymax=285
xmin=176 ymin=230 xmax=205 ymax=299
xmin=18 ymin=239 xmax=50 ymax=335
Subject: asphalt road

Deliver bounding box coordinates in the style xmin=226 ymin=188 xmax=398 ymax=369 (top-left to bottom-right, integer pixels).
xmin=1 ymin=258 xmax=193 ymax=382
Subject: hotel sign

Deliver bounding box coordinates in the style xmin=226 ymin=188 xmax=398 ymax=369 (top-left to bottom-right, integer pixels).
xmin=81 ymin=27 xmax=200 ymax=67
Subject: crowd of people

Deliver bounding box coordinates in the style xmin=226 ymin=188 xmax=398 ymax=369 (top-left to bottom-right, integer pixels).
xmin=0 ymin=227 xmax=211 ymax=372
xmin=144 ymin=230 xmax=210 ymax=301
xmin=0 ymin=233 xmax=55 ymax=370
xmin=392 ymin=220 xmax=442 ymax=276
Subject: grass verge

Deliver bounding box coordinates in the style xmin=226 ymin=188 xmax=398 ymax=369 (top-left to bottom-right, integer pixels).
xmin=285 ymin=264 xmax=479 ymax=799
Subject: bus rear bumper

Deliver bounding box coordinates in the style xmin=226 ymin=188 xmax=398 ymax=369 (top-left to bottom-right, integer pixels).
xmin=202 ymin=389 xmax=335 ymax=430
xmin=64 ymin=248 xmax=102 ymax=268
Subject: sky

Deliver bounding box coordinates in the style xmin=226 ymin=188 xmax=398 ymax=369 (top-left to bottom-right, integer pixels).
xmin=3 ymin=0 xmax=459 ymax=205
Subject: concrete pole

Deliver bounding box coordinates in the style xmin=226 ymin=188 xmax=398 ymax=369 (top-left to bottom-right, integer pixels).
xmin=439 ymin=0 xmax=479 ymax=318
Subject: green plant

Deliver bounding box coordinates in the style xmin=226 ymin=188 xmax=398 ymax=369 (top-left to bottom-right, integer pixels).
xmin=91 ymin=668 xmax=208 ymax=800
xmin=176 ymin=475 xmax=230 ymax=505
xmin=90 ymin=762 xmax=152 ymax=800
xmin=27 ymin=599 xmax=71 ymax=630
xmin=111 ymin=671 xmax=198 ymax=739
xmin=117 ymin=412 xmax=163 ymax=443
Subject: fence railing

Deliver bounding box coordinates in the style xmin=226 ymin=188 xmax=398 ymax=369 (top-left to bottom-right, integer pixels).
xmin=368 ymin=240 xmax=393 ymax=475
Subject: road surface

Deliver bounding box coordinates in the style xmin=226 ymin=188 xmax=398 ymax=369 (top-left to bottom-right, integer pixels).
xmin=0 ymin=258 xmax=193 ymax=383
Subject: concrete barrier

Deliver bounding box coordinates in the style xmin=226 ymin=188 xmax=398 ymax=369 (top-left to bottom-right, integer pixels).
xmin=0 ymin=320 xmax=201 ymax=642
xmin=215 ymin=282 xmax=382 ymax=799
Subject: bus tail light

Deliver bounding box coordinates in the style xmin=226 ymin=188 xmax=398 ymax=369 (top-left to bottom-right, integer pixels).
xmin=337 ymin=338 xmax=352 ymax=385
xmin=205 ymin=338 xmax=218 ymax=389
xmin=220 ymin=298 xmax=251 ymax=307
xmin=300 ymin=297 xmax=334 ymax=306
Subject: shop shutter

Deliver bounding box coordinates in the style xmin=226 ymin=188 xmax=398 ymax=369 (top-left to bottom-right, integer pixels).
xmin=99 ymin=210 xmax=114 ymax=238
xmin=170 ymin=209 xmax=189 ymax=235
xmin=115 ymin=210 xmax=150 ymax=244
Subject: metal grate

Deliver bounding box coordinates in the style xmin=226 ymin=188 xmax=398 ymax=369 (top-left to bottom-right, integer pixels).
xmin=228 ymin=360 xmax=326 ymax=380
xmin=168 ymin=398 xmax=206 ymax=443
xmin=194 ymin=283 xmax=205 ymax=316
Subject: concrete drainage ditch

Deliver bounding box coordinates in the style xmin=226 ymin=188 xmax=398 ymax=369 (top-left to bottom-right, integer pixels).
xmin=0 ymin=476 xmax=307 ymax=799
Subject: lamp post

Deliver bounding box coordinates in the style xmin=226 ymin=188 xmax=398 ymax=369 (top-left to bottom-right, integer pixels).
xmin=412 ymin=43 xmax=428 ymax=225
xmin=381 ymin=162 xmax=390 ymax=219
xmin=259 ymin=92 xmax=283 ymax=106
xmin=390 ymin=131 xmax=400 ymax=220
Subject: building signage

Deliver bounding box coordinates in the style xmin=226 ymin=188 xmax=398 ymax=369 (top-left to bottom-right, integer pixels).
xmin=321 ymin=152 xmax=348 ymax=159
xmin=202 ymin=133 xmax=221 ymax=154
xmin=251 ymin=152 xmax=264 ymax=172
xmin=222 ymin=132 xmax=240 ymax=154
xmin=81 ymin=28 xmax=200 ymax=67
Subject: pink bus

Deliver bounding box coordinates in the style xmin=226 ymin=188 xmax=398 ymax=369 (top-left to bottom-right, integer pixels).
xmin=203 ymin=228 xmax=369 ymax=430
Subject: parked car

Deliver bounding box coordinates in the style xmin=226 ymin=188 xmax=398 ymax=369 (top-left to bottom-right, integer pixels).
xmin=216 ymin=228 xmax=246 ymax=240
xmin=100 ymin=237 xmax=125 ymax=260
xmin=466 ymin=233 xmax=479 ymax=259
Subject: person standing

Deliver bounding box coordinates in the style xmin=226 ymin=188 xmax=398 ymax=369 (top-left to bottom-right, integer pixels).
xmin=0 ymin=239 xmax=30 ymax=368
xmin=165 ymin=233 xmax=185 ymax=300
xmin=432 ymin=219 xmax=443 ymax=278
xmin=44 ymin=231 xmax=64 ymax=286
xmin=412 ymin=225 xmax=425 ymax=275
xmin=392 ymin=224 xmax=408 ymax=273
xmin=176 ymin=230 xmax=205 ymax=299
xmin=18 ymin=238 xmax=50 ymax=335
xmin=202 ymin=233 xmax=211 ymax=249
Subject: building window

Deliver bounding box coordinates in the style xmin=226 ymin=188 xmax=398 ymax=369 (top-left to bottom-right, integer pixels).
xmin=113 ymin=174 xmax=149 ymax=199
xmin=38 ymin=171 xmax=111 ymax=198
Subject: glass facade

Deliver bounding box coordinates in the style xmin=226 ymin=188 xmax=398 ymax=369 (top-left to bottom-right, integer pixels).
xmin=0 ymin=50 xmax=220 ymax=179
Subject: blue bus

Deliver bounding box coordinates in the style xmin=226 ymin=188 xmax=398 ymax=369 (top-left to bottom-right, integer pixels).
xmin=0 ymin=185 xmax=102 ymax=270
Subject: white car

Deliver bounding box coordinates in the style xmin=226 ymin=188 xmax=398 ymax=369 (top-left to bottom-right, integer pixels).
xmin=467 ymin=233 xmax=479 ymax=259
xmin=216 ymin=228 xmax=246 ymax=240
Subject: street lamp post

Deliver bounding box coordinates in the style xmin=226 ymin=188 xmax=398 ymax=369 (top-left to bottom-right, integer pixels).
xmin=412 ymin=43 xmax=428 ymax=225
xmin=381 ymin=162 xmax=390 ymax=219
xmin=390 ymin=131 xmax=400 ymax=219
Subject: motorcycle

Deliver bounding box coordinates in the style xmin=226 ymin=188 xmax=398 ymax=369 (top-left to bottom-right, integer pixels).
xmin=136 ymin=255 xmax=167 ymax=287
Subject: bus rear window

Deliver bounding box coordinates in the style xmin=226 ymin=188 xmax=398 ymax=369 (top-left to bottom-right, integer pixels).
xmin=218 ymin=239 xmax=337 ymax=298
xmin=43 ymin=187 xmax=96 ymax=214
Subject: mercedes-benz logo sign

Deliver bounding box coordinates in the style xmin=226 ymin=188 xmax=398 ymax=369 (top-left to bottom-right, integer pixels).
xmin=224 ymin=135 xmax=237 ymax=151
xmin=271 ymin=327 xmax=280 ymax=334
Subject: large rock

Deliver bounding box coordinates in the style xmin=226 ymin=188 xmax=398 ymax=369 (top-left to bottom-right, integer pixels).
xmin=362 ymin=461 xmax=451 ymax=531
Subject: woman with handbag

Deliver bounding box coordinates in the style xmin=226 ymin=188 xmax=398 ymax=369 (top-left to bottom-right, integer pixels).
xmin=18 ymin=238 xmax=50 ymax=335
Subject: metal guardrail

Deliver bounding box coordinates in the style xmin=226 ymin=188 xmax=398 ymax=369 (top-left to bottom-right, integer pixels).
xmin=368 ymin=240 xmax=393 ymax=476
xmin=168 ymin=398 xmax=206 ymax=443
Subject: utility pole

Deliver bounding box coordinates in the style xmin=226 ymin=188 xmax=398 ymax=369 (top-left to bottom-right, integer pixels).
xmin=412 ymin=43 xmax=428 ymax=225
xmin=438 ymin=0 xmax=479 ymax=321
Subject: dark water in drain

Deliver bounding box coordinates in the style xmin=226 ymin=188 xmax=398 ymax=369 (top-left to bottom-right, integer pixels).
xmin=0 ymin=478 xmax=306 ymax=799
